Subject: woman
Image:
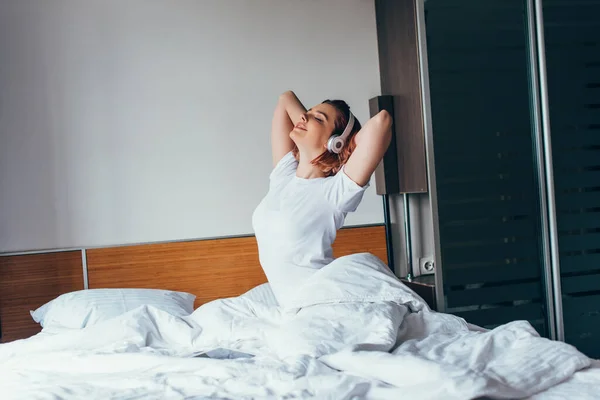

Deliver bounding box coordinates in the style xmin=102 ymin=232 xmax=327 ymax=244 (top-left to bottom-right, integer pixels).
xmin=252 ymin=90 xmax=392 ymax=306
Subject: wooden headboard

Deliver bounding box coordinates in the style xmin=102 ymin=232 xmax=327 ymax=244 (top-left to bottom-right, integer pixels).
xmin=0 ymin=225 xmax=387 ymax=342
xmin=0 ymin=251 xmax=84 ymax=342
xmin=87 ymin=225 xmax=388 ymax=308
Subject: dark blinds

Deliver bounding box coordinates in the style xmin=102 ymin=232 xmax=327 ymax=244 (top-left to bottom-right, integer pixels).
xmin=424 ymin=0 xmax=549 ymax=336
xmin=544 ymin=0 xmax=600 ymax=358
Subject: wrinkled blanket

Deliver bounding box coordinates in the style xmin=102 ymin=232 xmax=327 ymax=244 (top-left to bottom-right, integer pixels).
xmin=0 ymin=253 xmax=594 ymax=399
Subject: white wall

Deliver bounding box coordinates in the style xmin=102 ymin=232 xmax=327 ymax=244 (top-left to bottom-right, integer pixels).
xmin=0 ymin=0 xmax=383 ymax=253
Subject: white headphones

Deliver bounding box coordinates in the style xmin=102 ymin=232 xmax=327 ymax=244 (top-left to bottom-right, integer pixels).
xmin=326 ymin=112 xmax=355 ymax=154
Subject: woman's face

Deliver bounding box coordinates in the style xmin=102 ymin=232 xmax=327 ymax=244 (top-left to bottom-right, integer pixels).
xmin=290 ymin=102 xmax=338 ymax=155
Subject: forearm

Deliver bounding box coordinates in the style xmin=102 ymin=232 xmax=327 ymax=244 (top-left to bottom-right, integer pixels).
xmin=278 ymin=91 xmax=307 ymax=126
xmin=271 ymin=91 xmax=306 ymax=165
xmin=272 ymin=97 xmax=294 ymax=139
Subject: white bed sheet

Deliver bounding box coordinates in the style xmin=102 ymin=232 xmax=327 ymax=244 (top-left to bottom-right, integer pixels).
xmin=1 ymin=253 xmax=598 ymax=400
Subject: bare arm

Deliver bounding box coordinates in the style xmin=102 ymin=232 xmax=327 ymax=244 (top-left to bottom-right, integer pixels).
xmin=271 ymin=91 xmax=307 ymax=166
xmin=344 ymin=110 xmax=393 ymax=187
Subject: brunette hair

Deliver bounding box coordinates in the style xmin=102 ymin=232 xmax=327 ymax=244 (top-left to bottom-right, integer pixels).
xmin=292 ymin=99 xmax=361 ymax=176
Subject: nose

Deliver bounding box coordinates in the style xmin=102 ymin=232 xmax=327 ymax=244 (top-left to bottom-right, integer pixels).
xmin=300 ymin=113 xmax=308 ymax=123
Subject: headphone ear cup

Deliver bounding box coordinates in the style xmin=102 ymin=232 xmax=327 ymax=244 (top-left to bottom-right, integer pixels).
xmin=327 ymin=135 xmax=344 ymax=154
xmin=327 ymin=136 xmax=336 ymax=153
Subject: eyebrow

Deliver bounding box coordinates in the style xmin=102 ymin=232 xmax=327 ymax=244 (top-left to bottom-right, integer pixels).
xmin=312 ymin=110 xmax=329 ymax=121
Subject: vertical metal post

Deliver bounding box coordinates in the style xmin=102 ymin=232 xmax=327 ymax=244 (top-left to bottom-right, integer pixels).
xmin=403 ymin=193 xmax=413 ymax=279
xmin=382 ymin=194 xmax=395 ymax=274
xmin=526 ymin=0 xmax=557 ymax=340
xmin=533 ymin=0 xmax=565 ymax=341
xmin=81 ymin=249 xmax=89 ymax=289
xmin=526 ymin=0 xmax=564 ymax=341
xmin=415 ymin=0 xmax=446 ymax=312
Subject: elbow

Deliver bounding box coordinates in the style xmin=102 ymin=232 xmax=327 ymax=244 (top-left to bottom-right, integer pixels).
xmin=279 ymin=90 xmax=295 ymax=101
xmin=376 ymin=110 xmax=393 ymax=130
xmin=376 ymin=110 xmax=393 ymax=144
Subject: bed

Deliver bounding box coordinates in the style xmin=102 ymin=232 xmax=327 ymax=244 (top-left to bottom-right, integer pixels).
xmin=1 ymin=225 xmax=599 ymax=400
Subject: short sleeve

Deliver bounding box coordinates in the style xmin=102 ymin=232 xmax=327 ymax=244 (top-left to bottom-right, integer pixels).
xmin=269 ymin=151 xmax=298 ymax=186
xmin=323 ymin=166 xmax=369 ymax=212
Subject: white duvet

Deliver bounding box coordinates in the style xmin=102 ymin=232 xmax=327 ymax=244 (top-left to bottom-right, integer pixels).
xmin=1 ymin=253 xmax=598 ymax=400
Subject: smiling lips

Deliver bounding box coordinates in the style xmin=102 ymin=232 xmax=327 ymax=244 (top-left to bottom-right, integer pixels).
xmin=294 ymin=122 xmax=307 ymax=131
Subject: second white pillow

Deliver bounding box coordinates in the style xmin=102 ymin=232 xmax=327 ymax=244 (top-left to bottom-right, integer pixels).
xmin=31 ymin=288 xmax=196 ymax=330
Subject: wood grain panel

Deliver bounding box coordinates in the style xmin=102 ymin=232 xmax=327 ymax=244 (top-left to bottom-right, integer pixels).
xmin=334 ymin=225 xmax=387 ymax=261
xmin=88 ymin=225 xmax=387 ymax=309
xmin=374 ymin=0 xmax=428 ymax=193
xmin=372 ymin=95 xmax=400 ymax=195
xmin=87 ymin=236 xmax=266 ymax=309
xmin=0 ymin=251 xmax=84 ymax=342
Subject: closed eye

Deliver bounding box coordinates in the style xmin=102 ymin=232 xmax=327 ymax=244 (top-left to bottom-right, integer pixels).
xmin=308 ymin=108 xmax=329 ymax=123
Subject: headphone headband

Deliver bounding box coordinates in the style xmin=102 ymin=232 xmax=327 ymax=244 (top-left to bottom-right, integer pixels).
xmin=339 ymin=112 xmax=355 ymax=141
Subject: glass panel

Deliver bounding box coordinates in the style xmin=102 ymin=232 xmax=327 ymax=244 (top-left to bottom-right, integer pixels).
xmin=543 ymin=0 xmax=600 ymax=357
xmin=424 ymin=0 xmax=549 ymax=336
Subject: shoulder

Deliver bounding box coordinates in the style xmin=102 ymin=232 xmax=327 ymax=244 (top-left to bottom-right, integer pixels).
xmin=269 ymin=151 xmax=298 ymax=184
xmin=324 ymin=165 xmax=369 ymax=190
xmin=322 ymin=166 xmax=370 ymax=213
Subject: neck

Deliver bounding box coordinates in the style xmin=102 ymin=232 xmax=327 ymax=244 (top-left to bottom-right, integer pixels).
xmin=296 ymin=149 xmax=327 ymax=179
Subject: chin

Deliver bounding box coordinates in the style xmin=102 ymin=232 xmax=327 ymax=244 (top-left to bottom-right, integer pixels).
xmin=289 ymin=129 xmax=305 ymax=143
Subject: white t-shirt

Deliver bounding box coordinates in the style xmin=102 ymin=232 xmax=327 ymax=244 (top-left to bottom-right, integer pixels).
xmin=252 ymin=151 xmax=369 ymax=306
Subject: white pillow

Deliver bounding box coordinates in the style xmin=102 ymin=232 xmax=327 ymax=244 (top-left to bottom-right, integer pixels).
xmin=31 ymin=288 xmax=196 ymax=330
xmin=240 ymin=283 xmax=279 ymax=306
